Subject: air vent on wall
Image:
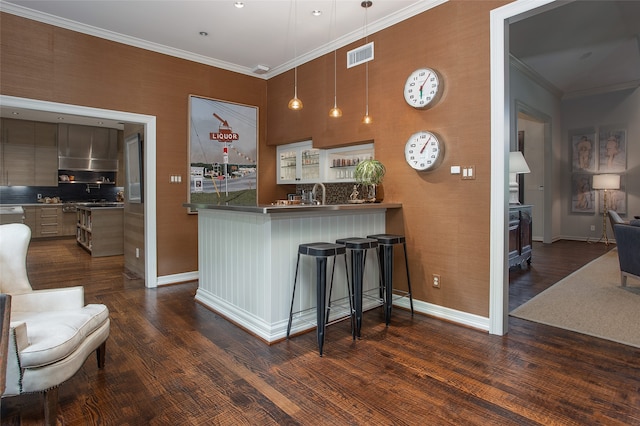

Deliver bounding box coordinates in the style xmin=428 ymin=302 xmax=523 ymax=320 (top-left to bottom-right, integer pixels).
xmin=347 ymin=41 xmax=374 ymax=69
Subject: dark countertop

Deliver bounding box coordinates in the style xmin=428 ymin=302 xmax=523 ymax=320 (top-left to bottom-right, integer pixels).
xmin=183 ymin=202 xmax=402 ymax=214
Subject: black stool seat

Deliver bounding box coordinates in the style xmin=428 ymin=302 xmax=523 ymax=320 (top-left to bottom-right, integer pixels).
xmin=366 ymin=234 xmax=405 ymax=245
xmin=299 ymin=242 xmax=346 ymax=257
xmin=287 ymin=242 xmax=351 ymax=357
xmin=367 ymin=233 xmax=414 ymax=326
xmin=336 ymin=237 xmax=379 ymax=339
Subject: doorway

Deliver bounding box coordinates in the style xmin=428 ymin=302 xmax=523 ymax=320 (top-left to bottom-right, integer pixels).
xmin=0 ymin=95 xmax=159 ymax=288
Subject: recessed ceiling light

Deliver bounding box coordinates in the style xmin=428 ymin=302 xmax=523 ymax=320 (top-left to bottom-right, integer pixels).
xmin=311 ymin=10 xmax=322 ymax=17
xmin=57 ymin=117 xmax=64 ymax=120
xmin=11 ymin=111 xmax=19 ymax=115
xmin=199 ymin=31 xmax=208 ymax=36
xmin=234 ymin=2 xmax=244 ymax=8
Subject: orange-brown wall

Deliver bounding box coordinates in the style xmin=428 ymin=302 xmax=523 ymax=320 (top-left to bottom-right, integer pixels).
xmin=0 ymin=13 xmax=282 ymax=277
xmin=1 ymin=0 xmax=507 ymax=317
xmin=269 ymin=0 xmax=507 ymax=317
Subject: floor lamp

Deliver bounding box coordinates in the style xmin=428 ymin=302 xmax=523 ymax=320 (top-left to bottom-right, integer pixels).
xmin=592 ymin=174 xmax=620 ymax=246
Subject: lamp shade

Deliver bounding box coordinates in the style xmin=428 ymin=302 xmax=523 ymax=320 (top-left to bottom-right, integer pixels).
xmin=509 ymin=151 xmax=531 ymax=174
xmin=592 ymin=174 xmax=620 ymax=190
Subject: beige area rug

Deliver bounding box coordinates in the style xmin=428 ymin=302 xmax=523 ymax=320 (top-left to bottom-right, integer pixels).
xmin=510 ymin=249 xmax=640 ymax=348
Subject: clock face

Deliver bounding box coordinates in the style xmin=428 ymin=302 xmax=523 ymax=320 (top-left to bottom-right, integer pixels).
xmin=403 ymin=68 xmax=442 ymax=109
xmin=404 ymin=131 xmax=443 ymax=171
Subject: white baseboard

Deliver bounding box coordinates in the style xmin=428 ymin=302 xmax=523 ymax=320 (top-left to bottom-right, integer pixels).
xmin=156 ymin=271 xmax=199 ymax=286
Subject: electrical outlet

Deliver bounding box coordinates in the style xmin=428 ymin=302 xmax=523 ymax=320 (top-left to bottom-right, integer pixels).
xmin=590 ymin=225 xmax=596 ymax=231
xmin=432 ymin=274 xmax=441 ymax=288
xmin=136 ymin=248 xmax=140 ymax=258
xmin=37 ymin=194 xmax=42 ymax=200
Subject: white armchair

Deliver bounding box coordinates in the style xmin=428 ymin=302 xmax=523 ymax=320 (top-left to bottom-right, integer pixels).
xmin=0 ymin=223 xmax=110 ymax=426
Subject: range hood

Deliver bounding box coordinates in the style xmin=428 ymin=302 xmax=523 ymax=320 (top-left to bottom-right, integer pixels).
xmin=58 ymin=124 xmax=119 ymax=171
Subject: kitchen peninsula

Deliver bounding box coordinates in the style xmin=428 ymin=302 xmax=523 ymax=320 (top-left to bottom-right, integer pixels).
xmin=185 ymin=202 xmax=401 ymax=343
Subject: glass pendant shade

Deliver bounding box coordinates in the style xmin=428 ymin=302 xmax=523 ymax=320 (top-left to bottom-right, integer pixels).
xmin=362 ymin=113 xmax=373 ymax=124
xmin=288 ymin=93 xmax=303 ymax=110
xmin=329 ymin=99 xmax=342 ymax=118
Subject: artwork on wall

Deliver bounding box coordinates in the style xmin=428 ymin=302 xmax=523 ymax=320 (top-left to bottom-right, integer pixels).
xmin=598 ymin=128 xmax=626 ymax=172
xmin=569 ymin=125 xmax=628 ymax=215
xmin=571 ymin=173 xmax=595 ymax=213
xmin=187 ymin=95 xmax=258 ymax=213
xmin=570 ymin=129 xmax=596 ymax=172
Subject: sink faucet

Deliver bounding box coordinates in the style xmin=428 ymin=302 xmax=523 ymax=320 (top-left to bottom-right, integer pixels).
xmin=312 ymin=182 xmax=326 ymax=205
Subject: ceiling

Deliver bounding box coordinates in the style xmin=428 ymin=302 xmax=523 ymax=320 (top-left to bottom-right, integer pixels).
xmin=1 ymin=0 xmax=639 ymax=126
xmin=509 ymin=0 xmax=640 ymax=99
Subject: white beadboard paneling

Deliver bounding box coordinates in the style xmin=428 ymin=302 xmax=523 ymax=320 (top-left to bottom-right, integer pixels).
xmin=195 ymin=208 xmax=387 ymax=342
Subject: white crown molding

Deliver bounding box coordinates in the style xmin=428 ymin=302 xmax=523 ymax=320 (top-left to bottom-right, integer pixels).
xmin=562 ymin=79 xmax=640 ymax=100
xmin=1 ymin=0 xmax=448 ymax=80
xmin=509 ymin=54 xmax=563 ymax=99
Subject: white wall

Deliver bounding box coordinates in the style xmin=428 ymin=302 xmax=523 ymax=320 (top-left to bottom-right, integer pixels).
xmin=561 ymin=87 xmax=640 ymax=240
xmin=510 ymin=62 xmax=563 ymax=242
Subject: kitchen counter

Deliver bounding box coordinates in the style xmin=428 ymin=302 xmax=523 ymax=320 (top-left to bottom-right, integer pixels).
xmin=187 ymin=202 xmax=401 ymax=343
xmin=184 ymin=202 xmax=401 ymax=214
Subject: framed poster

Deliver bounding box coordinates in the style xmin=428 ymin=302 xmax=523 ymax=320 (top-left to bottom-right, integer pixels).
xmin=571 ymin=173 xmax=595 ymax=213
xmin=598 ymin=128 xmax=626 ymax=172
xmin=570 ymin=129 xmax=596 ymax=172
xmin=188 ymin=95 xmax=258 ymax=213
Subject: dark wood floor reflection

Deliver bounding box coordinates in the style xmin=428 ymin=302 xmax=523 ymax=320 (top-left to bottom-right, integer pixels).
xmin=2 ymin=238 xmax=638 ymax=425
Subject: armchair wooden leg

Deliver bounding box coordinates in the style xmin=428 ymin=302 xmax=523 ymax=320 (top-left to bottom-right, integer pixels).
xmin=44 ymin=386 xmax=59 ymax=426
xmin=96 ymin=341 xmax=106 ymax=369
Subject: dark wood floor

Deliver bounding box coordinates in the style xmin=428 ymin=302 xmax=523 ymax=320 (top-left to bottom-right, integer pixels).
xmin=2 ymin=238 xmax=639 ymax=425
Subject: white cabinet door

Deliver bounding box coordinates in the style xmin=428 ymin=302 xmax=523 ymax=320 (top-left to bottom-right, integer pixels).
xmin=276 ymin=140 xmax=320 ymax=184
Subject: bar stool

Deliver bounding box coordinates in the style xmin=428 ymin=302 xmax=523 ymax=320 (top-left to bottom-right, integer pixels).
xmin=335 ymin=237 xmax=380 ymax=339
xmin=366 ymin=234 xmax=414 ymax=326
xmin=286 ymin=242 xmax=351 ymax=356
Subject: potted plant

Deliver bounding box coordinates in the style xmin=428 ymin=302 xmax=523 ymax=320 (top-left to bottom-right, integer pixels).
xmin=354 ymin=159 xmax=386 ymax=202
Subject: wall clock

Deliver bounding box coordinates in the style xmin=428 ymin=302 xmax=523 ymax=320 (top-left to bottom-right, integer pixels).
xmin=403 ymin=68 xmax=443 ymax=109
xmin=404 ymin=131 xmax=444 ymax=171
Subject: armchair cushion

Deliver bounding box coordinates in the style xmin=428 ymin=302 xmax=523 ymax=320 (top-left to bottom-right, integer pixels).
xmin=10 ymin=304 xmax=108 ymax=368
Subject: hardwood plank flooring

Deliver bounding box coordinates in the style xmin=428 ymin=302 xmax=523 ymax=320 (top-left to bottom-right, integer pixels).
xmin=2 ymin=238 xmax=638 ymax=425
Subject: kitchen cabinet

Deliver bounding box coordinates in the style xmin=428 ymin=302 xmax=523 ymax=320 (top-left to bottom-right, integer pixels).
xmin=276 ymin=140 xmax=321 ymax=184
xmin=508 ymin=205 xmax=532 ymax=269
xmin=77 ymin=206 xmax=124 ymax=257
xmin=37 ymin=206 xmax=62 ymax=238
xmin=21 ymin=205 xmax=62 ymax=238
xmin=323 ymin=143 xmax=374 ymax=183
xmin=276 ymin=141 xmax=375 ymax=184
xmin=0 ymin=119 xmax=58 ymax=186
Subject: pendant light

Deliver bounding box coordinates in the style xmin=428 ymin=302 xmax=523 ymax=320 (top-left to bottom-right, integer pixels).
xmin=362 ymin=1 xmax=373 ymax=124
xmin=288 ymin=0 xmax=303 ymax=110
xmin=328 ymin=0 xmax=342 ymax=118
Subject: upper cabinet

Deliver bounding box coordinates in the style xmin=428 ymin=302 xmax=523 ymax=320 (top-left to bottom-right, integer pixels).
xmin=0 ymin=118 xmax=58 ymax=187
xmin=276 ymin=140 xmax=321 ymax=184
xmin=276 ymin=141 xmax=374 ymax=184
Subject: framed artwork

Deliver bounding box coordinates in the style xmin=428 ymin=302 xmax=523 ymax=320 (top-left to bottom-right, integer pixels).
xmin=188 ymin=95 xmax=258 ymax=213
xmin=598 ymin=128 xmax=626 ymax=172
xmin=125 ymin=133 xmax=143 ymax=203
xmin=570 ymin=129 xmax=596 ymax=172
xmin=571 ymin=173 xmax=595 ymax=213
xmin=599 ymin=175 xmax=626 ymax=215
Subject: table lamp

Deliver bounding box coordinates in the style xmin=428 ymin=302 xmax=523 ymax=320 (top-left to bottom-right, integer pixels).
xmin=592 ymin=174 xmax=620 ymax=246
xmin=509 ymin=151 xmax=531 ymax=204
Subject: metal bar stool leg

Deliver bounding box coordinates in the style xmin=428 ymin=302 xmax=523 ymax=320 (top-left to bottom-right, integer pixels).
xmin=402 ymin=241 xmax=414 ymax=315
xmin=381 ymin=244 xmax=394 ymax=326
xmin=315 ymin=256 xmax=328 ymax=357
xmin=287 ymin=252 xmax=302 ymax=338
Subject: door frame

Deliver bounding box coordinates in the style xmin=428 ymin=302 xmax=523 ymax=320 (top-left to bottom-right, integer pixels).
xmin=0 ymin=95 xmax=159 ymax=288
xmin=489 ymin=0 xmax=561 ymax=334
